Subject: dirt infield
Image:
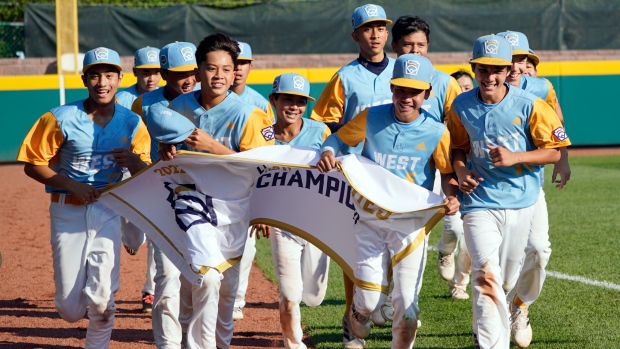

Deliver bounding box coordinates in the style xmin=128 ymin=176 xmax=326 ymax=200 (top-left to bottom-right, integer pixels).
xmin=0 ymin=164 xmax=293 ymax=348
xmin=567 ymin=146 xmax=620 ymax=156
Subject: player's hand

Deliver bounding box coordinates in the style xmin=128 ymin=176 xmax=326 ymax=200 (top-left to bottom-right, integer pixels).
xmin=185 ymin=129 xmax=217 ymax=153
xmin=158 ymin=142 xmax=177 ymax=161
xmin=443 ymin=195 xmax=460 ymax=216
xmin=455 ymin=168 xmax=483 ymax=194
xmin=250 ymin=224 xmax=271 ymax=239
xmin=67 ymin=181 xmax=101 ymax=204
xmin=111 ymin=148 xmax=145 ymax=174
xmin=316 ymin=151 xmax=338 ymax=173
xmin=488 ymin=145 xmax=518 ymax=167
xmin=552 ymin=151 xmax=571 ymax=190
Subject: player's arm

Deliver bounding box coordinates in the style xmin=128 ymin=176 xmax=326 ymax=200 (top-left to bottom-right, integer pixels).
xmin=442 ymin=78 xmax=462 ymax=122
xmin=238 ymin=108 xmax=275 ymax=152
xmin=545 ymin=79 xmax=571 ymax=188
xmin=18 ymin=112 xmax=100 ymax=203
xmin=112 ymin=121 xmax=152 ymax=175
xmin=185 ymin=128 xmax=236 ymax=155
xmin=131 ymin=95 xmax=144 ymax=118
xmin=432 ymin=128 xmax=459 ymax=215
xmin=446 ymin=107 xmax=481 ymax=194
xmin=316 ymin=110 xmax=368 ymax=173
xmin=309 ymin=73 xmax=346 ymax=133
xmin=265 ymin=102 xmax=275 ymax=125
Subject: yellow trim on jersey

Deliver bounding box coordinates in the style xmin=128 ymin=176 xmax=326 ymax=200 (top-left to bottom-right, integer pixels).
xmin=239 ymin=108 xmax=276 ymax=151
xmin=544 ymin=78 xmax=559 ymax=110
xmin=334 ymin=109 xmax=368 ymax=147
xmin=433 ymin=128 xmax=454 ymax=174
xmin=131 ymin=95 xmax=144 ymax=117
xmin=529 ymin=98 xmax=572 ymax=149
xmin=322 ymin=124 xmax=332 ymax=141
xmin=444 ymin=77 xmax=462 ymax=118
xmin=446 ymin=108 xmax=471 ymax=153
xmin=17 ymin=112 xmax=64 ymax=165
xmin=310 ymin=72 xmax=346 ymax=123
xmin=131 ymin=121 xmax=153 ymax=164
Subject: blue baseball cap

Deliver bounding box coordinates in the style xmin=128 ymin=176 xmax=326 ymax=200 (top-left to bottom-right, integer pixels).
xmin=469 ymin=34 xmax=513 ymax=66
xmin=134 ymin=46 xmax=161 ymax=69
xmin=497 ymin=31 xmax=540 ymax=66
xmin=83 ymin=47 xmax=122 ymax=73
xmin=159 ymin=42 xmax=197 ymax=72
xmin=391 ymin=54 xmax=433 ymax=90
xmin=144 ymin=104 xmax=196 ymax=144
xmin=238 ymin=42 xmax=253 ymax=61
xmin=351 ymin=4 xmax=392 ymax=31
xmin=271 ymin=73 xmax=315 ymax=101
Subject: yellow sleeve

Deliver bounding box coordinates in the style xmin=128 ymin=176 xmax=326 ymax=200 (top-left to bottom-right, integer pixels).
xmin=265 ymin=102 xmax=275 ymax=124
xmin=529 ymin=98 xmax=571 ymax=149
xmin=446 ymin=107 xmax=470 ymax=153
xmin=132 ymin=95 xmax=144 ymax=118
xmin=17 ymin=112 xmax=64 ymax=165
xmin=322 ymin=125 xmax=332 ymax=141
xmin=443 ymin=78 xmax=462 ymax=119
xmin=131 ymin=121 xmax=152 ymax=164
xmin=544 ymin=79 xmax=559 ymax=110
xmin=335 ymin=109 xmax=368 ymax=146
xmin=432 ymin=128 xmax=454 ymax=174
xmin=239 ymin=108 xmax=276 ymax=151
xmin=309 ymin=73 xmax=345 ymax=123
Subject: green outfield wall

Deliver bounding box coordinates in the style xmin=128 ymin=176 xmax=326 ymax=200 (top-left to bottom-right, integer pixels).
xmin=1 ymin=61 xmax=618 ymax=162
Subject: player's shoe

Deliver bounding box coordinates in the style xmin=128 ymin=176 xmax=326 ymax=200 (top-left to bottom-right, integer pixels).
xmin=449 ymin=285 xmax=470 ymax=300
xmin=371 ymin=294 xmax=393 ymax=326
xmin=342 ymin=315 xmax=365 ymax=349
xmin=233 ymin=306 xmax=244 ymax=321
xmin=349 ymin=303 xmax=371 ymax=339
xmin=473 ymin=333 xmax=481 ymax=349
xmin=437 ymin=252 xmax=455 ymax=280
xmin=510 ymin=302 xmax=532 ymax=348
xmin=141 ymin=292 xmax=154 ymax=313
xmin=123 ymin=244 xmax=139 ymax=256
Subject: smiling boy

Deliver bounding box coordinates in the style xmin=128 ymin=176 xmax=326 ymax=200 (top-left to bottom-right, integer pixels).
xmin=116 ymin=46 xmax=161 ymax=108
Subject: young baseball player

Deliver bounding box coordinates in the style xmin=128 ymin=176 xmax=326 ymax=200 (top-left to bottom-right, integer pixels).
xmin=317 ymin=54 xmax=460 ymax=349
xmin=496 ymin=30 xmax=571 ymax=347
xmin=446 ymin=34 xmax=570 ymax=348
xmin=310 ymin=5 xmax=393 ymax=347
xmin=389 ymin=15 xmax=465 ymax=304
xmin=451 ymin=70 xmax=475 ymax=92
xmin=157 ymin=32 xmax=274 ymax=349
xmin=230 ymin=40 xmax=275 ymax=322
xmin=525 ymin=58 xmax=537 ymax=76
xmin=133 ymin=41 xmax=198 ymax=348
xmin=116 ymin=46 xmax=161 ymax=108
xmin=17 ymin=47 xmax=151 ymax=349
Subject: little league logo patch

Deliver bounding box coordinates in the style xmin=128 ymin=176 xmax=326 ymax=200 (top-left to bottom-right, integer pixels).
xmin=147 ymin=50 xmax=158 ymax=62
xmin=95 ymin=48 xmax=109 ymax=60
xmin=505 ymin=33 xmax=519 ymax=47
xmin=484 ymin=40 xmax=499 ymax=54
xmin=272 ymin=78 xmax=279 ymax=93
xmin=293 ymin=76 xmax=305 ymax=90
xmin=261 ymin=126 xmax=275 ymax=141
xmin=364 ymin=4 xmax=378 ymax=17
xmin=553 ymin=127 xmax=568 ymax=141
xmin=180 ymin=47 xmax=194 ymax=61
xmin=160 ymin=54 xmax=168 ymax=66
xmin=405 ymin=60 xmax=420 ymax=76
xmin=238 ymin=43 xmax=244 ymax=54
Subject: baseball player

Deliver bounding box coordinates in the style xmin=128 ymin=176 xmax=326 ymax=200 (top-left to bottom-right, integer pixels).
xmin=496 ymin=30 xmax=571 ymax=347
xmin=525 ymin=58 xmax=537 ymax=76
xmin=133 ymin=41 xmax=198 ymax=349
xmin=446 ymin=34 xmax=570 ymax=348
xmin=17 ymin=47 xmax=151 ymax=349
xmin=116 ymin=46 xmax=161 ymax=108
xmin=451 ymin=70 xmax=475 ymax=92
xmin=310 ymin=5 xmax=393 ymax=347
xmin=156 ymin=32 xmax=274 ymax=349
xmin=317 ymin=54 xmax=460 ymax=349
xmin=230 ymin=41 xmax=275 ymax=322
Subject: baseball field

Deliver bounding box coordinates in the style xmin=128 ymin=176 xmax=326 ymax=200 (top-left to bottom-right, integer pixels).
xmin=0 ymin=150 xmax=619 ymax=348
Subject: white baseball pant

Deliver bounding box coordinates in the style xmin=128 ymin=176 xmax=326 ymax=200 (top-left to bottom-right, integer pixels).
xmin=143 ymin=239 xmax=156 ymax=295
xmin=433 ymin=171 xmax=465 ymax=256
xmin=234 ymin=228 xmax=256 ymax=310
xmin=50 ymin=199 xmax=120 ymax=349
xmin=270 ymin=228 xmax=330 ymax=349
xmin=449 ymin=234 xmax=471 ymax=292
xmin=463 ymin=206 xmax=535 ymax=349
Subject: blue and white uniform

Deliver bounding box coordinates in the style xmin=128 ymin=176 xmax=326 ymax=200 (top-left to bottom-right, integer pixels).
xmin=116 ymin=84 xmax=140 ymax=109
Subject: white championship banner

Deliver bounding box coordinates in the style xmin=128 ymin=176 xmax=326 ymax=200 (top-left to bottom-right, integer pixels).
xmin=99 ymin=146 xmax=445 ymax=289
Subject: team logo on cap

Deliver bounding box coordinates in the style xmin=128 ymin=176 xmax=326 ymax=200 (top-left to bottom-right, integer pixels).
xmin=364 ymin=5 xmax=378 ymax=17
xmin=147 ymin=50 xmax=158 ymax=62
xmin=160 ymin=54 xmax=168 ymax=66
xmin=180 ymin=47 xmax=194 ymax=62
xmin=95 ymin=48 xmax=109 ymax=60
xmin=238 ymin=43 xmax=244 ymax=54
xmin=484 ymin=40 xmax=499 ymax=54
xmin=405 ymin=60 xmax=420 ymax=76
xmin=272 ymin=78 xmax=279 ymax=93
xmin=505 ymin=33 xmax=519 ymax=47
xmin=292 ymin=76 xmax=304 ymax=90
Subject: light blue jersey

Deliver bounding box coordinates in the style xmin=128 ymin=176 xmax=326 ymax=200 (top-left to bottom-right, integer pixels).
xmin=116 ymin=84 xmax=140 ymax=109
xmin=422 ymin=68 xmax=461 ymax=123
xmin=134 ymin=88 xmax=171 ymax=162
xmin=238 ymin=85 xmax=269 ymax=113
xmin=322 ymin=104 xmax=452 ymax=191
xmin=275 ymin=119 xmax=329 ymax=149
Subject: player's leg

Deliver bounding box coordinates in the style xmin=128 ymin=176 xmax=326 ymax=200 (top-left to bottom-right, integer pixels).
xmin=449 ymin=235 xmax=471 ymax=300
xmin=83 ymin=201 xmax=122 ymax=349
xmin=142 ymin=239 xmax=156 ymax=313
xmin=152 ymin=241 xmax=184 ymax=348
xmin=187 ymin=267 xmax=222 ymax=349
xmin=50 ymin=202 xmax=89 ymax=323
xmin=433 ymin=170 xmax=464 ymax=280
xmin=215 ymin=263 xmax=240 ymax=349
xmin=270 ymin=228 xmax=306 ymax=349
xmin=342 ymin=272 xmax=365 ymax=349
xmin=233 ymin=228 xmax=256 ymax=320
xmin=300 ymin=239 xmax=330 ymax=307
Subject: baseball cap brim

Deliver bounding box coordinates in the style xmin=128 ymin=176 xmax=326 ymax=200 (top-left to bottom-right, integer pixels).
xmin=83 ymin=62 xmax=123 ymax=73
xmin=237 ymin=56 xmax=253 ymax=61
xmin=355 ymin=18 xmax=393 ymax=29
xmin=166 ymin=63 xmax=197 ymax=72
xmin=135 ymin=63 xmax=160 ymax=69
xmin=512 ymin=49 xmax=541 ymax=66
xmin=390 ymin=78 xmax=430 ymax=90
xmin=271 ymin=91 xmax=316 ymax=102
xmin=469 ymin=57 xmax=512 ymax=66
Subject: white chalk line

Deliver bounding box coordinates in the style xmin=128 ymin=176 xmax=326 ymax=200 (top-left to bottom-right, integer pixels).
xmin=426 ymin=245 xmax=620 ymax=291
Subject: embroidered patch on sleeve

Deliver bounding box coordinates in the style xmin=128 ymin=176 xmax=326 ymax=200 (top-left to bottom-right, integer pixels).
xmin=261 ymin=126 xmax=275 ymax=141
xmin=552 ymin=127 xmax=568 ymax=141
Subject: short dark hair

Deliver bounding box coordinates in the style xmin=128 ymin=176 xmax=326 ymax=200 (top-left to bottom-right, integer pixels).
xmin=195 ymin=33 xmax=240 ymax=67
xmin=391 ymin=15 xmax=430 ymax=44
xmin=451 ymin=69 xmax=473 ymax=81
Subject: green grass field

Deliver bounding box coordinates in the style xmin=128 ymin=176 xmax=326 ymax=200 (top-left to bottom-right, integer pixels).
xmin=254 ymin=154 xmax=620 ymax=348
